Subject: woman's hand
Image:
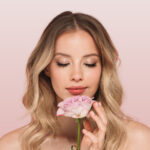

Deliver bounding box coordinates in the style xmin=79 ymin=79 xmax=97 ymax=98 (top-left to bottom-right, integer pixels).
xmin=80 ymin=102 xmax=107 ymax=150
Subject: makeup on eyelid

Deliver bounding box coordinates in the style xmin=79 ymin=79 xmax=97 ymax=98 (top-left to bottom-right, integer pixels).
xmin=56 ymin=62 xmax=97 ymax=67
xmin=55 ymin=60 xmax=98 ymax=67
xmin=48 ymin=30 xmax=102 ymax=101
xmin=54 ymin=57 xmax=99 ymax=64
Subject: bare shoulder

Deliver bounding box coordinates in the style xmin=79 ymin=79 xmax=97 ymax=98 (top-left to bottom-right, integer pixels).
xmin=124 ymin=119 xmax=150 ymax=150
xmin=0 ymin=125 xmax=28 ymax=150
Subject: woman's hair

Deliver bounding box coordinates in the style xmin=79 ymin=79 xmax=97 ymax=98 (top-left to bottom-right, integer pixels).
xmin=21 ymin=11 xmax=131 ymax=150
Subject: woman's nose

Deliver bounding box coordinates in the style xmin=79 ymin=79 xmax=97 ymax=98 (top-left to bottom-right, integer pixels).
xmin=70 ymin=65 xmax=83 ymax=82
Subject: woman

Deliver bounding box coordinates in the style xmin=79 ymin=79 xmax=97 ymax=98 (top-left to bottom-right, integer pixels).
xmin=0 ymin=11 xmax=150 ymax=150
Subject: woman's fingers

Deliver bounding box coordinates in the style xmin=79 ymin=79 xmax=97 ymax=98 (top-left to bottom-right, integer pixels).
xmin=98 ymin=102 xmax=107 ymax=125
xmin=90 ymin=110 xmax=103 ymax=130
xmin=83 ymin=119 xmax=92 ymax=131
xmin=93 ymin=102 xmax=107 ymax=125
xmin=81 ymin=102 xmax=107 ymax=150
xmin=80 ymin=132 xmax=92 ymax=150
xmin=82 ymin=129 xmax=98 ymax=144
xmin=90 ymin=102 xmax=107 ymax=132
xmin=89 ymin=102 xmax=107 ymax=148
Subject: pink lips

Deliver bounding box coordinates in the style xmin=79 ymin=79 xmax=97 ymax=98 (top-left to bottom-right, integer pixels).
xmin=66 ymin=86 xmax=87 ymax=95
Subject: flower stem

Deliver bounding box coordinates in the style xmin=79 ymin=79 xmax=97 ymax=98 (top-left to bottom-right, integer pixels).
xmin=77 ymin=118 xmax=80 ymax=150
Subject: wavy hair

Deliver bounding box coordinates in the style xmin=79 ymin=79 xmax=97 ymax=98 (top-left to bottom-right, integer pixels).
xmin=21 ymin=11 xmax=131 ymax=150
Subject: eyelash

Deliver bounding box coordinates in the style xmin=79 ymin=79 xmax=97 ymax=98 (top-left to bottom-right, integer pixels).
xmin=56 ymin=62 xmax=96 ymax=67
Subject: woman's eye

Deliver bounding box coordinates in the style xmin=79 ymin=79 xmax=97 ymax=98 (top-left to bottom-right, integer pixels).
xmin=85 ymin=63 xmax=96 ymax=67
xmin=56 ymin=62 xmax=96 ymax=67
xmin=56 ymin=62 xmax=69 ymax=67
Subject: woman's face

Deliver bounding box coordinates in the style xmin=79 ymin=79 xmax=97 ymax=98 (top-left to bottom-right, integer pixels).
xmin=46 ymin=30 xmax=101 ymax=102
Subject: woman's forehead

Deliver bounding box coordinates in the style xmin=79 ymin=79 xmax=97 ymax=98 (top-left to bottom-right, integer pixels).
xmin=54 ymin=30 xmax=100 ymax=56
xmin=53 ymin=52 xmax=100 ymax=59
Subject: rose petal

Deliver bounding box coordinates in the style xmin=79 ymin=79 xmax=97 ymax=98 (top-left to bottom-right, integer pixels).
xmin=56 ymin=108 xmax=65 ymax=116
xmin=56 ymin=96 xmax=95 ymax=118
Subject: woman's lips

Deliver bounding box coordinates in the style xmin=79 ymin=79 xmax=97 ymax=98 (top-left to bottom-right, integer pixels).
xmin=66 ymin=87 xmax=87 ymax=95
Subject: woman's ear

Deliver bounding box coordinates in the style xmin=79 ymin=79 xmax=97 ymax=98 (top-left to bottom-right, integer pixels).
xmin=44 ymin=66 xmax=50 ymax=77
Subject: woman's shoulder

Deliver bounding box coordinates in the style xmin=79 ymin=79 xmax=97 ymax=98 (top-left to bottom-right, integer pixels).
xmin=0 ymin=125 xmax=28 ymax=150
xmin=123 ymin=119 xmax=150 ymax=150
xmin=125 ymin=119 xmax=150 ymax=139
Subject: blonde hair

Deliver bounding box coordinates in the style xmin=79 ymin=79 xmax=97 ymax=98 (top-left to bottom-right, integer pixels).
xmin=21 ymin=11 xmax=131 ymax=150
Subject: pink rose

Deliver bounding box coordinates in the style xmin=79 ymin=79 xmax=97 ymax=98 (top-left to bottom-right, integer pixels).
xmin=56 ymin=96 xmax=95 ymax=118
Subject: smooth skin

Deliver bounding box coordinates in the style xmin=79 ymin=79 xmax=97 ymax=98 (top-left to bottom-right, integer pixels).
xmin=45 ymin=30 xmax=101 ymax=103
xmin=0 ymin=30 xmax=150 ymax=150
xmin=80 ymin=102 xmax=107 ymax=150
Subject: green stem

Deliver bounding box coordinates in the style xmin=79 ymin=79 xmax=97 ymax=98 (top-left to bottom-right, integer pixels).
xmin=77 ymin=118 xmax=80 ymax=150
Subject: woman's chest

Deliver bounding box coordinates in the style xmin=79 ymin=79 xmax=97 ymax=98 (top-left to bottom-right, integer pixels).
xmin=41 ymin=137 xmax=77 ymax=150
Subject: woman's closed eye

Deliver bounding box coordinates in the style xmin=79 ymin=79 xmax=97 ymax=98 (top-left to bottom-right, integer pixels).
xmin=56 ymin=62 xmax=69 ymax=67
xmin=85 ymin=63 xmax=96 ymax=67
xmin=56 ymin=62 xmax=97 ymax=67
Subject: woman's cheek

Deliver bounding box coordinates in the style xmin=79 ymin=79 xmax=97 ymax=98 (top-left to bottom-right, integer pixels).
xmin=53 ymin=69 xmax=69 ymax=85
xmin=86 ymin=67 xmax=101 ymax=78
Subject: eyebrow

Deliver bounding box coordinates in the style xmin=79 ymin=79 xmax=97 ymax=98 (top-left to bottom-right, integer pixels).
xmin=54 ymin=52 xmax=100 ymax=58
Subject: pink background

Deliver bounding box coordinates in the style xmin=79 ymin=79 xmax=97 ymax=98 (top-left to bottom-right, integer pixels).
xmin=0 ymin=0 xmax=150 ymax=137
